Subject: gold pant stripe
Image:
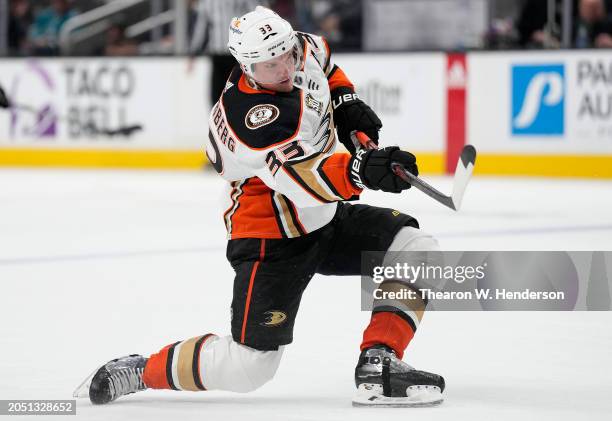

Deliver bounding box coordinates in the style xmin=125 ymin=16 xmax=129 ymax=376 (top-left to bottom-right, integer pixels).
xmin=377 ymin=281 xmax=426 ymax=322
xmin=176 ymin=336 xmax=204 ymax=392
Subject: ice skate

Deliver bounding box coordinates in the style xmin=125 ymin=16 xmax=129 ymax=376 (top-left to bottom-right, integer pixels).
xmin=353 ymin=345 xmax=445 ymax=407
xmin=73 ymin=354 xmax=148 ymax=405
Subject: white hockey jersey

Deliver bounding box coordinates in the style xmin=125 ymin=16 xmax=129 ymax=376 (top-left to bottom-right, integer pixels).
xmin=206 ymin=32 xmax=361 ymax=240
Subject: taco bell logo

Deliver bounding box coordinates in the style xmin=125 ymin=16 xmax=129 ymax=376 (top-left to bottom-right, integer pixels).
xmin=511 ymin=64 xmax=565 ymax=136
xmin=10 ymin=60 xmax=57 ymax=139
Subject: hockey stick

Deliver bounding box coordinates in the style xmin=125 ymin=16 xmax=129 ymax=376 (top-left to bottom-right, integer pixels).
xmin=0 ymin=83 xmax=143 ymax=137
xmin=391 ymin=145 xmax=476 ymax=211
xmin=354 ymin=131 xmax=477 ymax=211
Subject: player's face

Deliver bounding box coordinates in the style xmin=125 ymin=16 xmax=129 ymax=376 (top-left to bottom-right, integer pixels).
xmin=252 ymin=49 xmax=297 ymax=92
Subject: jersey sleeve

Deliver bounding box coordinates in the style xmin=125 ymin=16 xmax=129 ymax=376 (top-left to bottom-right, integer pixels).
xmin=249 ymin=141 xmax=362 ymax=208
xmin=327 ymin=64 xmax=355 ymax=92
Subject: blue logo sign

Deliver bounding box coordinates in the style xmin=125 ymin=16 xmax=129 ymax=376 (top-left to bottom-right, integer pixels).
xmin=511 ymin=64 xmax=565 ymax=136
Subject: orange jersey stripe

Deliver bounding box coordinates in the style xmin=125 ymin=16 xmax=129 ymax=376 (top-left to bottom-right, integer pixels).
xmin=319 ymin=153 xmax=363 ymax=199
xmin=328 ymin=66 xmax=355 ymax=92
xmin=227 ymin=153 xmax=357 ymax=239
xmin=228 ymin=178 xmax=284 ymax=239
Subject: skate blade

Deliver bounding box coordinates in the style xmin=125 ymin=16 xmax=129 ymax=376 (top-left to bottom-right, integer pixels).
xmin=72 ymin=365 xmax=103 ymax=398
xmin=352 ymin=383 xmax=443 ymax=408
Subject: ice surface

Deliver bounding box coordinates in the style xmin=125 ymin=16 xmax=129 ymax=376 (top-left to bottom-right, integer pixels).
xmin=1 ymin=169 xmax=611 ymax=420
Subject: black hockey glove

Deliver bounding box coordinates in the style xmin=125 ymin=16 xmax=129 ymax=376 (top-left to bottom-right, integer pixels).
xmin=331 ymin=87 xmax=382 ymax=154
xmin=348 ymin=147 xmax=418 ymax=193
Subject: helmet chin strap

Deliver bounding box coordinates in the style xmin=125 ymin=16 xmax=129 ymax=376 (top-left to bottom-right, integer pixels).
xmin=245 ymin=74 xmax=261 ymax=89
xmin=242 ymin=67 xmax=269 ymax=91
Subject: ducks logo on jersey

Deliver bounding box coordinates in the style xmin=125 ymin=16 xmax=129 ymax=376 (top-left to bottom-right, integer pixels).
xmin=245 ymin=104 xmax=280 ymax=129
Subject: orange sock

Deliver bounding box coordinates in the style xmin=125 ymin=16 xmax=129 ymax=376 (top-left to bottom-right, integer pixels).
xmin=143 ymin=334 xmax=215 ymax=391
xmin=360 ymin=312 xmax=415 ymax=359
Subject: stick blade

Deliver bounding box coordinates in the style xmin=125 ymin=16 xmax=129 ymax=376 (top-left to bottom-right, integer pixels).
xmin=72 ymin=364 xmax=102 ymax=398
xmin=451 ymin=145 xmax=477 ymax=211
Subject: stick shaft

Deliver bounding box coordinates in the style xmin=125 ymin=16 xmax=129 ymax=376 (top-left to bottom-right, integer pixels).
xmin=391 ymin=163 xmax=456 ymax=210
xmin=353 ymin=131 xmax=475 ymax=211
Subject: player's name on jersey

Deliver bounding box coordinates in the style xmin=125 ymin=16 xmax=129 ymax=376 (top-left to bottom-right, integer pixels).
xmin=372 ymin=288 xmax=566 ymax=301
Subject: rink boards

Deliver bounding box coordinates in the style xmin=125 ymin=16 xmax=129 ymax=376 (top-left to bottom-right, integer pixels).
xmin=0 ymin=51 xmax=611 ymax=177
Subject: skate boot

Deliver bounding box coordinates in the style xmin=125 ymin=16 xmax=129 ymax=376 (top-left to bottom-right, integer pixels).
xmin=73 ymin=354 xmax=148 ymax=405
xmin=353 ymin=345 xmax=445 ymax=407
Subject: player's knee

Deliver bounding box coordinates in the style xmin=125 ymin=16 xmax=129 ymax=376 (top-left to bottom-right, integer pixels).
xmin=387 ymin=226 xmax=440 ymax=254
xmin=200 ymin=336 xmax=284 ymax=393
xmin=384 ymin=227 xmax=443 ymax=291
xmin=239 ymin=345 xmax=283 ymax=392
xmin=408 ymin=232 xmax=440 ymax=253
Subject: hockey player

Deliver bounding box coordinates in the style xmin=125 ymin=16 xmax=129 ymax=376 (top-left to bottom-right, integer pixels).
xmin=75 ymin=6 xmax=445 ymax=407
